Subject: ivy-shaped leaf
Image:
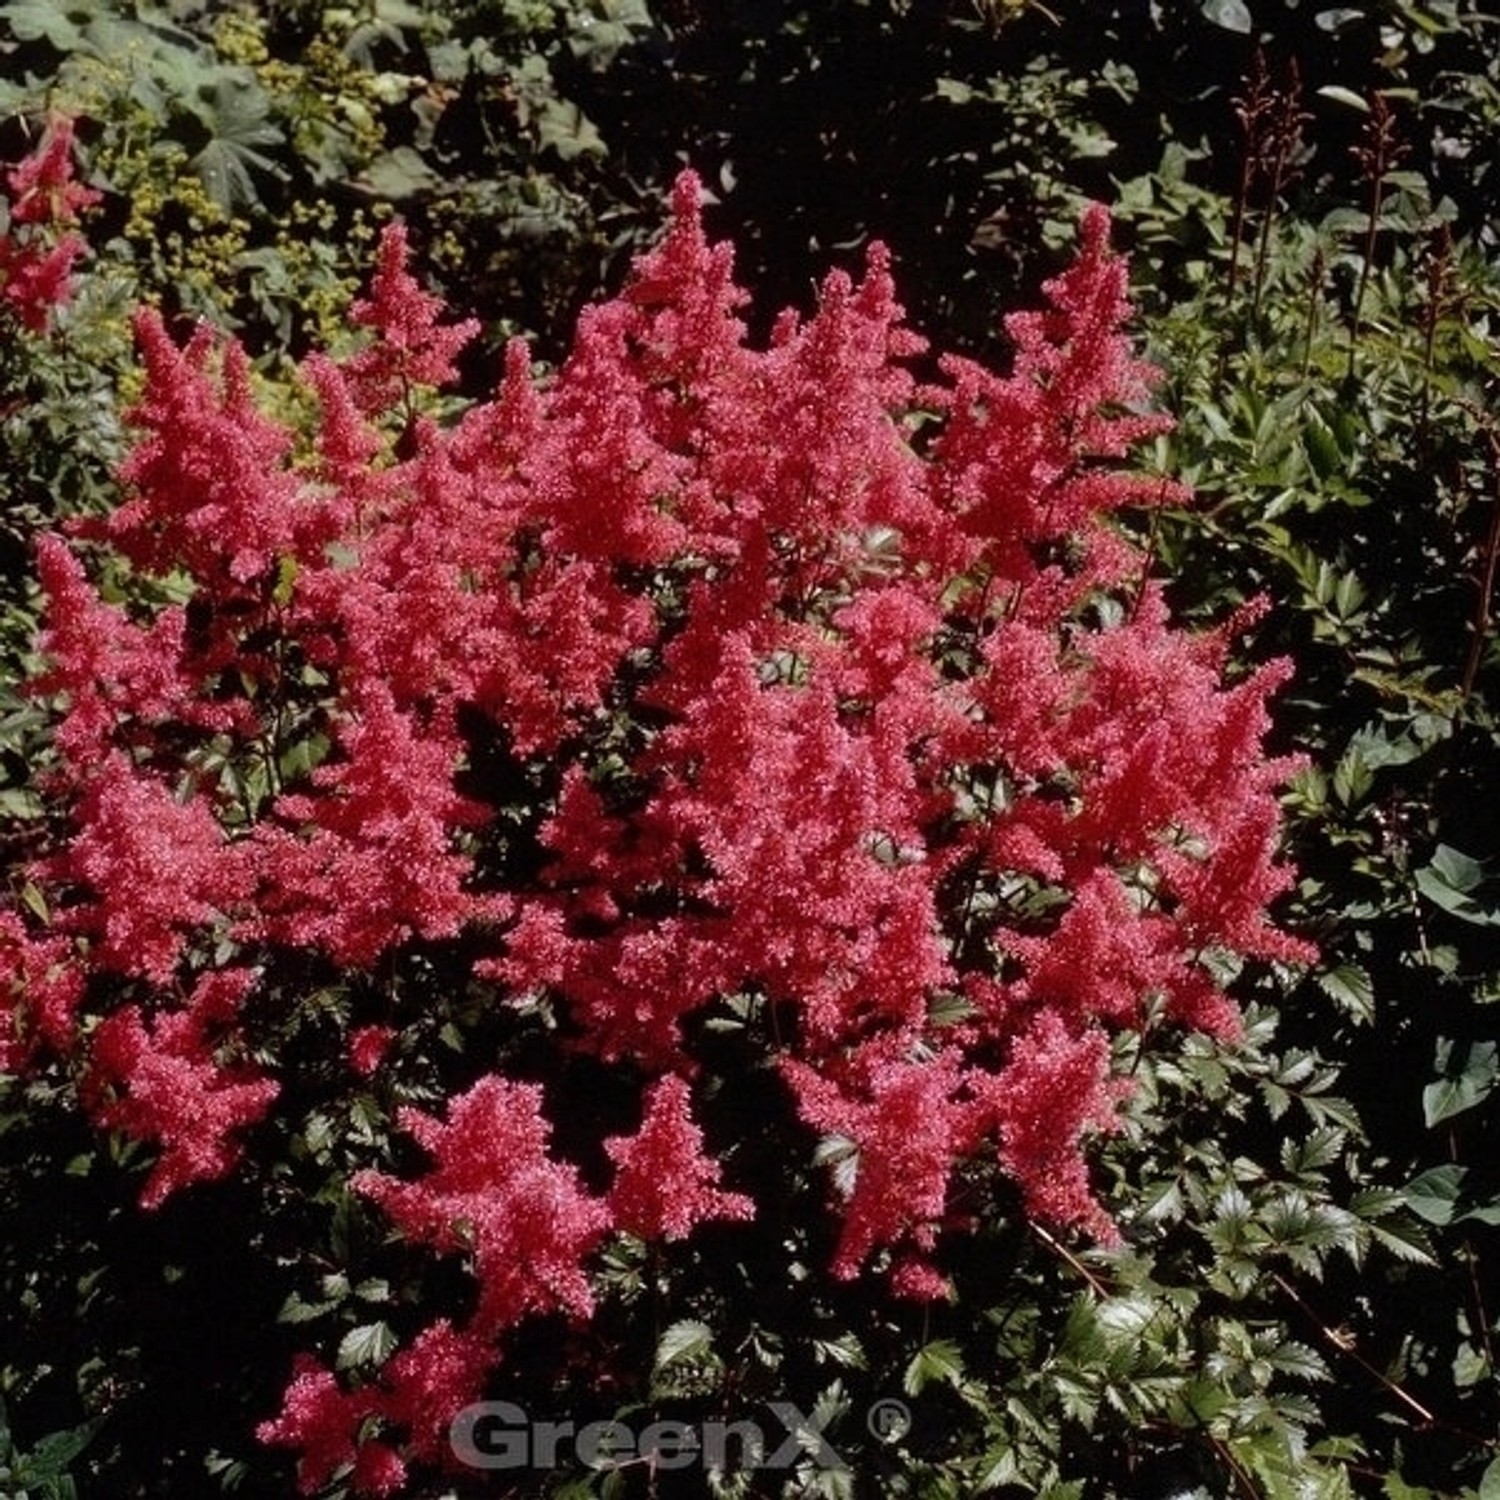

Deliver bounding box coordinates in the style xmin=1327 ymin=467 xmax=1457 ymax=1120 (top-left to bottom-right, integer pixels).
xmin=1423 ymin=1038 xmax=1499 ymax=1127
xmin=1415 ymin=845 xmax=1500 ymax=926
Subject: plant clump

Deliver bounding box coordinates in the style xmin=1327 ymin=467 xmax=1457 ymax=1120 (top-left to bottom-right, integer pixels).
xmin=6 ymin=171 xmax=1311 ymax=1495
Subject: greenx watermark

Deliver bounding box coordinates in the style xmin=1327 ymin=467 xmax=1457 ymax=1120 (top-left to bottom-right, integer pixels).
xmin=449 ymin=1396 xmax=912 ymax=1474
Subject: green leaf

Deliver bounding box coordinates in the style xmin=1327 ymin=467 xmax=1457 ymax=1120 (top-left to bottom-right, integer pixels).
xmin=28 ymin=1416 xmax=103 ymax=1473
xmin=1478 ymin=1456 xmax=1500 ymax=1500
xmin=1383 ymin=1471 xmax=1436 ymax=1499
xmin=1266 ymin=1339 xmax=1329 ymax=1383
xmin=360 ymin=146 xmax=443 ymax=201
xmin=1402 ymin=1164 xmax=1466 ymax=1226
xmin=536 ymin=98 xmax=605 ymax=161
xmin=903 ymin=1338 xmax=965 ymax=1397
xmin=1459 ymin=1196 xmax=1500 ymax=1227
xmin=1315 ymin=963 xmax=1374 ymax=1023
xmin=654 ymin=1319 xmax=714 ymax=1372
xmin=813 ymin=1133 xmax=860 ymax=1199
xmin=336 ymin=1321 xmax=396 ymax=1371
xmin=20 ymin=880 xmax=49 ymax=923
xmin=1315 ymin=11 xmax=1366 ymax=36
xmin=1317 ymin=84 xmax=1371 ymax=112
xmin=186 ymin=74 xmax=285 ymax=212
xmin=1200 ymin=0 xmax=1253 ymax=32
xmin=1 ymin=0 xmax=92 ymax=47
xmin=277 ymin=1290 xmax=338 ymax=1325
xmin=1423 ymin=1038 xmax=1499 ymax=1127
xmin=1414 ymin=846 xmax=1500 ymax=925
xmin=813 ymin=1333 xmax=867 ymax=1370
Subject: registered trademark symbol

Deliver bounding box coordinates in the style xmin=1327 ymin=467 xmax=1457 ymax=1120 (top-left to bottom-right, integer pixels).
xmin=866 ymin=1397 xmax=912 ymax=1444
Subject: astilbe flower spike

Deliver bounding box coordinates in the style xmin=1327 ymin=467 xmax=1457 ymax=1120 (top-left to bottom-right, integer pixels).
xmin=605 ymin=1074 xmax=754 ymax=1241
xmin=352 ymin=1076 xmax=610 ymax=1337
xmin=85 ymin=968 xmax=276 ymax=1209
xmin=0 ymin=117 xmax=98 ymax=331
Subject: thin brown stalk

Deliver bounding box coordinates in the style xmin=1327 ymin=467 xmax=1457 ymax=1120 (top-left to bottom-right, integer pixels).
xmin=1418 ymin=225 xmax=1453 ymax=455
xmin=1348 ymin=93 xmax=1407 ymax=377
xmin=1029 ymin=1222 xmax=1113 ymax=1298
xmin=1226 ymin=49 xmax=1272 ymax=306
xmin=1250 ymin=60 xmax=1308 ymax=322
xmin=1272 ymin=1270 xmax=1497 ymax=1448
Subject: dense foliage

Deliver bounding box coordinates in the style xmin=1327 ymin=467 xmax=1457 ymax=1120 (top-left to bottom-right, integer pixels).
xmin=3 ymin=3 xmax=1499 ymax=1499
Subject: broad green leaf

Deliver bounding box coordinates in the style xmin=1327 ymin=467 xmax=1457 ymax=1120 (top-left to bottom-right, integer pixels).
xmin=1423 ymin=1038 xmax=1499 ymax=1127
xmin=1402 ymin=1164 xmax=1466 ymax=1226
xmin=1 ymin=0 xmax=93 ymax=46
xmin=186 ymin=74 xmax=285 ymax=212
xmin=361 ymin=146 xmax=443 ymax=201
xmin=29 ymin=1416 xmax=103 ymax=1471
xmin=1479 ymin=1456 xmax=1500 ymax=1500
xmin=1459 ymin=1197 xmax=1500 ymax=1227
xmin=1414 ymin=846 xmax=1500 ymax=925
xmin=536 ymin=98 xmax=605 ymax=161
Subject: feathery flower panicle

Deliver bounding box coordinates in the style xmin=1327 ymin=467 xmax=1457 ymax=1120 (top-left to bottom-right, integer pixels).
xmin=255 ymin=1357 xmax=388 ymax=1497
xmin=246 ymin=681 xmax=491 ymax=968
xmin=105 ymin=311 xmax=320 ymax=586
xmin=973 ymin=1009 xmax=1131 ymax=1242
xmin=377 ymin=1321 xmax=499 ymax=1464
xmin=352 ymin=1076 xmax=609 ymax=1337
xmin=62 ymin=756 xmax=249 ymax=985
xmin=0 ymin=912 xmax=85 ymax=1072
xmin=86 ymin=985 xmax=276 ymax=1209
xmin=784 ymin=1051 xmax=969 ymax=1281
xmin=344 ymin=221 xmax=479 ymax=416
xmin=0 ymin=117 xmax=97 ymax=331
xmin=606 ymin=1074 xmax=754 ymax=1241
xmin=31 ymin=534 xmax=193 ymax=770
xmin=6 ymin=117 xmax=98 ymax=225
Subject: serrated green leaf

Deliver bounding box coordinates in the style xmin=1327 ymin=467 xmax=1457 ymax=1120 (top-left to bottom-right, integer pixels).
xmin=1266 ymin=1339 xmax=1330 ymax=1383
xmin=1315 ymin=963 xmax=1374 ymax=1022
xmin=1382 ymin=1473 xmax=1436 ymax=1500
xmin=902 ymin=1338 xmax=965 ymax=1397
xmin=28 ymin=1416 xmax=103 ymax=1472
xmin=813 ymin=1333 xmax=867 ymax=1370
xmin=277 ymin=1291 xmax=338 ymax=1325
xmin=336 ymin=1321 xmax=396 ymax=1371
xmin=654 ymin=1319 xmax=714 ymax=1372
